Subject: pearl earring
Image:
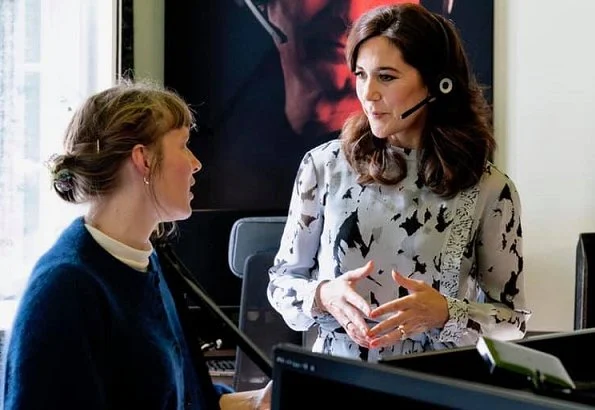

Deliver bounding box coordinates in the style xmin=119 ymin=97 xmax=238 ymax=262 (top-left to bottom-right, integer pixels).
xmin=143 ymin=176 xmax=150 ymax=185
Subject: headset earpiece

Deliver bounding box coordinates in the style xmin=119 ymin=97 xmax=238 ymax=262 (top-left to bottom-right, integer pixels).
xmin=438 ymin=77 xmax=454 ymax=95
xmin=432 ymin=14 xmax=454 ymax=97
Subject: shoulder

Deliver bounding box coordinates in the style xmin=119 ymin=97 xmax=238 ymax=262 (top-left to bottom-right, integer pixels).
xmin=478 ymin=163 xmax=521 ymax=206
xmin=294 ymin=139 xmax=351 ymax=187
xmin=21 ymin=260 xmax=101 ymax=320
xmin=304 ymin=139 xmax=343 ymax=164
xmin=6 ymin=261 xmax=103 ymax=367
xmin=15 ymin=241 xmax=105 ymax=330
xmin=301 ymin=138 xmax=350 ymax=174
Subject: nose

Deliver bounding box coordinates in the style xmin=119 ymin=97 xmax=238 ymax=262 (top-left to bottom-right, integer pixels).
xmin=360 ymin=78 xmax=381 ymax=102
xmin=190 ymin=152 xmax=202 ymax=174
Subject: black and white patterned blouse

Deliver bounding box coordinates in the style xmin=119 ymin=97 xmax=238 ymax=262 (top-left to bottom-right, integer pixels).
xmin=267 ymin=139 xmax=531 ymax=362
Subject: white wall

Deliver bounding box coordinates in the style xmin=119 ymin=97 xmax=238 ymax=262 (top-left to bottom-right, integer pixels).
xmin=133 ymin=0 xmax=163 ymax=83
xmin=494 ymin=0 xmax=595 ymax=331
xmin=135 ymin=0 xmax=595 ymax=331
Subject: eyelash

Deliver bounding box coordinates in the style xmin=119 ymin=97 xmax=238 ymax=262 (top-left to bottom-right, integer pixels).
xmin=354 ymin=72 xmax=396 ymax=82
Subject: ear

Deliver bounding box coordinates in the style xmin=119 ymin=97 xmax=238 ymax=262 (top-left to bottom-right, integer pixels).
xmin=131 ymin=144 xmax=150 ymax=176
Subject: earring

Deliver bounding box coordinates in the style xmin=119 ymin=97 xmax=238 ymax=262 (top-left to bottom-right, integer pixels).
xmin=143 ymin=176 xmax=150 ymax=185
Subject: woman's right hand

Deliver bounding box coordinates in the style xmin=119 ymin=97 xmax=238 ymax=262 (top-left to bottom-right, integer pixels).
xmin=316 ymin=260 xmax=375 ymax=347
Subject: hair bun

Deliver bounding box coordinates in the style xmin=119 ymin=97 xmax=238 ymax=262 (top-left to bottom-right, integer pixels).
xmin=53 ymin=169 xmax=74 ymax=193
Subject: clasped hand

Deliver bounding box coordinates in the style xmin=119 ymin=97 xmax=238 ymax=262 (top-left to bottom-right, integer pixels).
xmin=367 ymin=270 xmax=449 ymax=348
xmin=317 ymin=263 xmax=449 ymax=349
xmin=316 ymin=261 xmax=375 ymax=347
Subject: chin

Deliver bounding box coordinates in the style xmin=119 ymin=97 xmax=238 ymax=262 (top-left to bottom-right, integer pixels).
xmin=175 ymin=208 xmax=193 ymax=222
xmin=370 ymin=128 xmax=390 ymax=139
xmin=161 ymin=206 xmax=193 ymax=223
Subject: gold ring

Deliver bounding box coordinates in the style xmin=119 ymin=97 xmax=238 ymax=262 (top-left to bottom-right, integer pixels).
xmin=398 ymin=326 xmax=406 ymax=340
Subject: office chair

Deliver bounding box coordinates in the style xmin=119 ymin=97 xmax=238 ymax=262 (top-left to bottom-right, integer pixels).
xmin=228 ymin=216 xmax=302 ymax=391
xmin=228 ymin=216 xmax=287 ymax=280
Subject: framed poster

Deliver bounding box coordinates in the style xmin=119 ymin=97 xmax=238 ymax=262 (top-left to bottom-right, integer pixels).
xmin=165 ymin=0 xmax=494 ymax=211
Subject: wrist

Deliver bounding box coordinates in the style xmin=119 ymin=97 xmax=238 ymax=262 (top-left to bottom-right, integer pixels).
xmin=439 ymin=294 xmax=450 ymax=327
xmin=314 ymin=280 xmax=330 ymax=313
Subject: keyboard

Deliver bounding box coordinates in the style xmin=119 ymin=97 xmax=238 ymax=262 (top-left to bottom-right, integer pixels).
xmin=207 ymin=358 xmax=236 ymax=377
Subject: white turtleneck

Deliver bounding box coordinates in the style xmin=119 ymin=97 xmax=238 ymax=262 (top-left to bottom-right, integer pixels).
xmin=85 ymin=223 xmax=153 ymax=272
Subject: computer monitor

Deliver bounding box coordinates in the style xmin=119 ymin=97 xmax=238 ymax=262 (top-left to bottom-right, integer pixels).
xmin=271 ymin=344 xmax=591 ymax=410
xmin=382 ymin=328 xmax=595 ymax=389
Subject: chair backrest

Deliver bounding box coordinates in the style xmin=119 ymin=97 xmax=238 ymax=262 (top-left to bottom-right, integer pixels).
xmin=227 ymin=216 xmax=302 ymax=391
xmin=575 ymin=233 xmax=595 ymax=329
xmin=228 ymin=216 xmax=288 ymax=278
xmin=234 ymin=250 xmax=303 ymax=391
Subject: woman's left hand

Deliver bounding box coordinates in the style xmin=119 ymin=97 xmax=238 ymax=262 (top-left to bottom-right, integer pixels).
xmin=219 ymin=381 xmax=272 ymax=410
xmin=366 ymin=270 xmax=449 ymax=348
xmin=253 ymin=380 xmax=272 ymax=410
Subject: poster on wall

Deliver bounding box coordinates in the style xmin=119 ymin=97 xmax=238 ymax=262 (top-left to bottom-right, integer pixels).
xmin=164 ymin=0 xmax=494 ymax=212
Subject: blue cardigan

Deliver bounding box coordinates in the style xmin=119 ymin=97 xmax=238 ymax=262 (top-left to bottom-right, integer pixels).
xmin=2 ymin=217 xmax=228 ymax=409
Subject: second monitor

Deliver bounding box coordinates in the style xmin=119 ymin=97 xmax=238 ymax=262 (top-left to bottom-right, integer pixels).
xmin=271 ymin=343 xmax=591 ymax=410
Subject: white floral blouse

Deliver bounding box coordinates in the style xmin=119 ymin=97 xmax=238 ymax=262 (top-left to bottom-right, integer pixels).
xmin=267 ymin=139 xmax=531 ymax=362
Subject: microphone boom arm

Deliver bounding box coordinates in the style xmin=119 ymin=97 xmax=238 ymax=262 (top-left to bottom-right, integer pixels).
xmin=156 ymin=241 xmax=273 ymax=378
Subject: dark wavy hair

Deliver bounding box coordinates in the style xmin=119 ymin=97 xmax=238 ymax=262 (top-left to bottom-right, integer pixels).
xmin=342 ymin=3 xmax=494 ymax=197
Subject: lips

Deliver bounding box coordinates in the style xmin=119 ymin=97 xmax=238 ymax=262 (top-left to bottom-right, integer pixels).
xmin=370 ymin=112 xmax=387 ymax=119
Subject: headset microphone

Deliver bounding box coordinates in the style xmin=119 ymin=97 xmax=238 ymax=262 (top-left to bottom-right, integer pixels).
xmin=399 ymin=72 xmax=454 ymax=120
xmin=399 ymin=13 xmax=456 ymax=121
xmin=399 ymin=95 xmax=436 ymax=120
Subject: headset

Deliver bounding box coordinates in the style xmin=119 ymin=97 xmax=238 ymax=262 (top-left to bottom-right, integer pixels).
xmin=431 ymin=13 xmax=454 ymax=97
xmin=233 ymin=1 xmax=452 ymax=119
xmin=400 ymin=12 xmax=455 ymax=120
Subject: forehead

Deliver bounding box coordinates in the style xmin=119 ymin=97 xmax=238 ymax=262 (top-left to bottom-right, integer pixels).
xmin=356 ymin=36 xmax=405 ymax=68
xmin=162 ymin=127 xmax=190 ymax=145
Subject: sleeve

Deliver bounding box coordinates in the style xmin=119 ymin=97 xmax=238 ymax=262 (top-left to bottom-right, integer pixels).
xmin=213 ymin=383 xmax=235 ymax=396
xmin=2 ymin=266 xmax=108 ymax=410
xmin=266 ymin=153 xmax=337 ymax=331
xmin=438 ymin=180 xmax=531 ymax=345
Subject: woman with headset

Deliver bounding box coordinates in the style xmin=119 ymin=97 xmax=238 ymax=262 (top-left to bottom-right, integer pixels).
xmin=267 ymin=3 xmax=530 ymax=362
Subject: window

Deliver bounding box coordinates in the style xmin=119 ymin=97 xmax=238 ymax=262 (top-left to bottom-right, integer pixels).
xmin=0 ymin=0 xmax=117 ymax=329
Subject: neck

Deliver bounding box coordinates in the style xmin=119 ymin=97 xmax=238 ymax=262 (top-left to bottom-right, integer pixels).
xmin=85 ymin=191 xmax=157 ymax=251
xmin=388 ymin=112 xmax=426 ymax=149
xmin=387 ymin=134 xmax=421 ymax=150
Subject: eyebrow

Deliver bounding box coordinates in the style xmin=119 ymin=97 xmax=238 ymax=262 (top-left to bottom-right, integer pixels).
xmin=355 ymin=65 xmax=401 ymax=74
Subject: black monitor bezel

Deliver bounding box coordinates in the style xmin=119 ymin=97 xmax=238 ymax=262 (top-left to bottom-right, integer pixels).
xmin=271 ymin=343 xmax=590 ymax=410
